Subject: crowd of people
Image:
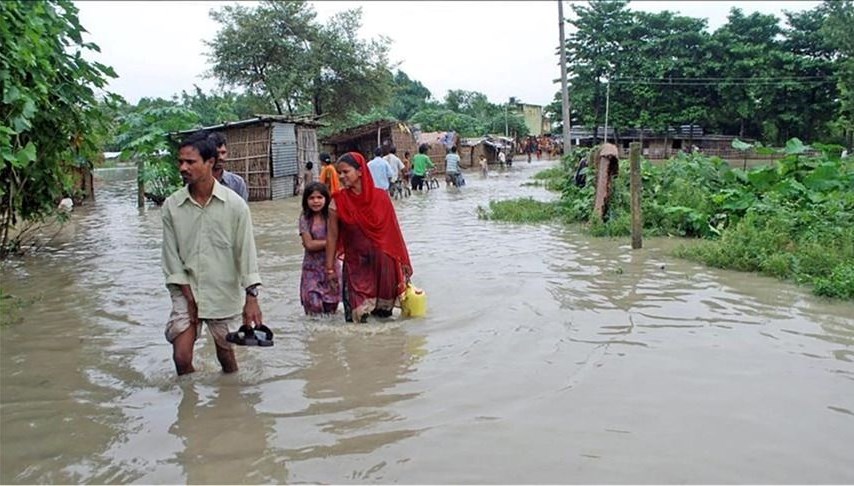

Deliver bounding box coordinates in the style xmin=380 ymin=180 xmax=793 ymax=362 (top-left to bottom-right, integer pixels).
xmin=160 ymin=131 xmax=422 ymax=376
xmin=520 ymin=135 xmax=562 ymax=162
xmin=159 ymin=129 xmax=564 ymax=375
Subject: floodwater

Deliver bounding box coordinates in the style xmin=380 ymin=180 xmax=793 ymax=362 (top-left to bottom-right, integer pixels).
xmin=1 ymin=160 xmax=853 ymax=484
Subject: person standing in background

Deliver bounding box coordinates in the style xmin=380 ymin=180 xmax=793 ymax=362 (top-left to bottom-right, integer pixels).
xmin=402 ymin=151 xmax=413 ymax=188
xmin=410 ymin=144 xmax=434 ymax=191
xmin=318 ymin=152 xmax=341 ymax=193
xmin=384 ymin=145 xmax=405 ymax=184
xmin=367 ymin=147 xmax=393 ymax=191
xmin=444 ymin=145 xmax=462 ymax=188
xmin=208 ymin=132 xmax=249 ymax=201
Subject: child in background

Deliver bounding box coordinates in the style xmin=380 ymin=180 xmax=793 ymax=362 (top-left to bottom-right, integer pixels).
xmin=479 ymin=155 xmax=488 ymax=177
xmin=298 ymin=182 xmax=341 ymax=315
xmin=301 ymin=161 xmax=314 ymax=194
xmin=402 ymin=151 xmax=412 ymax=188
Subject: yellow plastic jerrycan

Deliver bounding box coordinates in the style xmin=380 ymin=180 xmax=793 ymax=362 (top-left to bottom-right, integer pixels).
xmin=401 ymin=283 xmax=427 ymax=318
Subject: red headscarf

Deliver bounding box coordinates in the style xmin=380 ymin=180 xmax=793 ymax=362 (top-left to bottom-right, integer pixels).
xmin=333 ymin=152 xmax=412 ymax=275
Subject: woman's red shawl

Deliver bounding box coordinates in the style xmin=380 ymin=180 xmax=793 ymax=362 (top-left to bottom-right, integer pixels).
xmin=332 ymin=152 xmax=412 ymax=276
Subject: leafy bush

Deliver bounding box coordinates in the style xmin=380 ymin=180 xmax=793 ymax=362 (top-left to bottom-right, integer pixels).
xmin=488 ymin=139 xmax=854 ymax=300
xmin=1 ymin=0 xmax=116 ymax=258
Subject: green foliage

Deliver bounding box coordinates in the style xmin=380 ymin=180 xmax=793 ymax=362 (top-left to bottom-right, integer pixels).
xmin=488 ymin=139 xmax=854 ymax=299
xmin=819 ymin=0 xmax=854 ymax=149
xmin=813 ymin=263 xmax=854 ymax=299
xmin=0 ymin=0 xmax=116 ymax=258
xmin=477 ymin=198 xmax=560 ymax=223
xmin=114 ymin=99 xmax=201 ymax=202
xmin=410 ymin=108 xmax=484 ymax=137
xmin=388 ymin=70 xmax=432 ymax=121
xmin=179 ymin=86 xmax=270 ymax=127
xmin=207 ymin=1 xmax=393 ymax=122
xmin=560 ymin=0 xmax=845 ymax=146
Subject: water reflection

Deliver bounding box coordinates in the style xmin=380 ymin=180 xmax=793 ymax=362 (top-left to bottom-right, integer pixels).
xmin=275 ymin=327 xmax=426 ymax=462
xmin=170 ymin=381 xmax=283 ymax=484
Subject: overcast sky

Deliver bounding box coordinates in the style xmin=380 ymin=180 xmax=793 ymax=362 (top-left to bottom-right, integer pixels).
xmin=74 ymin=0 xmax=822 ymax=108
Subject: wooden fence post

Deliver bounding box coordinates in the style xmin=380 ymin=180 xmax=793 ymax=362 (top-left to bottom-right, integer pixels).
xmin=137 ymin=159 xmax=144 ymax=208
xmin=630 ymin=142 xmax=642 ymax=249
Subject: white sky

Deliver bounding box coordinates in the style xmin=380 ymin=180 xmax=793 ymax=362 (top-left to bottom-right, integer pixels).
xmin=74 ymin=0 xmax=822 ymax=108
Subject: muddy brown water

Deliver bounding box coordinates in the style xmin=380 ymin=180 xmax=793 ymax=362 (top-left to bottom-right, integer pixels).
xmin=1 ymin=160 xmax=853 ymax=484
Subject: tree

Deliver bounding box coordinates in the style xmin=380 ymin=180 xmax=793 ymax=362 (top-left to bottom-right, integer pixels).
xmin=206 ymin=1 xmax=393 ymax=123
xmin=112 ymin=97 xmax=202 ymax=204
xmin=305 ymin=7 xmax=394 ymax=120
xmin=564 ymin=0 xmax=634 ymax=140
xmin=0 ymin=0 xmax=117 ymax=258
xmin=409 ymin=108 xmax=484 ymax=137
xmin=556 ymin=1 xmax=843 ymax=146
xmin=388 ymin=70 xmax=432 ymax=121
xmin=820 ymin=0 xmax=854 ymax=150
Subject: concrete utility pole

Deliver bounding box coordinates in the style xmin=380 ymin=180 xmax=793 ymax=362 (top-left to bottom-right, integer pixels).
xmin=630 ymin=142 xmax=643 ymax=249
xmin=558 ymin=0 xmax=571 ymax=153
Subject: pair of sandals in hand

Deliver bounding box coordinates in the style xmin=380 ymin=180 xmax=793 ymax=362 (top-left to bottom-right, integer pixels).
xmin=226 ymin=324 xmax=274 ymax=347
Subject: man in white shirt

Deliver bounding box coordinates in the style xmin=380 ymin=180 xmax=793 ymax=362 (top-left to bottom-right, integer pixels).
xmin=384 ymin=145 xmax=405 ymax=183
xmin=367 ymin=147 xmax=393 ymax=191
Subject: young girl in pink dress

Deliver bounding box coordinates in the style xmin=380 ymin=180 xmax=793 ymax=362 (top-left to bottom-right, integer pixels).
xmin=299 ymin=182 xmax=341 ymax=315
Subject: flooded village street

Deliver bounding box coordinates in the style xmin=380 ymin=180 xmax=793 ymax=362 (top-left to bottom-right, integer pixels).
xmin=1 ymin=159 xmax=853 ymax=484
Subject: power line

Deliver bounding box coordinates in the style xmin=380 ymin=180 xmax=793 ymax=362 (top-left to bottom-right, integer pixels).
xmin=613 ymin=75 xmax=833 ymax=81
xmin=609 ymin=79 xmax=837 ymax=86
xmin=606 ymin=75 xmax=837 ymax=86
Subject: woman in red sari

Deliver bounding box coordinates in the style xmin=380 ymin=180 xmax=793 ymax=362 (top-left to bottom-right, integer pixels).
xmin=324 ymin=152 xmax=412 ymax=323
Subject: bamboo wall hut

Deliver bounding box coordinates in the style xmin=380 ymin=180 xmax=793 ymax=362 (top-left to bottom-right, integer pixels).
xmin=320 ymin=119 xmax=418 ymax=165
xmin=176 ymin=115 xmax=324 ymax=201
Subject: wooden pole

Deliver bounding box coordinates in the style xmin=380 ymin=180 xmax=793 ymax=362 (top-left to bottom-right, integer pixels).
xmin=137 ymin=159 xmax=144 ymax=208
xmin=558 ymin=0 xmax=572 ymax=152
xmin=630 ymin=142 xmax=642 ymax=249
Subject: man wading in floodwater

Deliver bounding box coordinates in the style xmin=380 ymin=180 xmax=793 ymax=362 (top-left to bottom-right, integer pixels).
xmin=160 ymin=131 xmax=263 ymax=375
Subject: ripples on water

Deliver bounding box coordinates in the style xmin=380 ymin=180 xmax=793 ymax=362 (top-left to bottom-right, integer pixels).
xmin=1 ymin=161 xmax=853 ymax=484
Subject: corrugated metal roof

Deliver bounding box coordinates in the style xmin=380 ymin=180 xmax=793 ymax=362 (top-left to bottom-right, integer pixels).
xmin=174 ymin=114 xmax=325 ymax=136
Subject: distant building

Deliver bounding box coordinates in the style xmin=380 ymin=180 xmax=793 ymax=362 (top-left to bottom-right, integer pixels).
xmin=514 ymin=103 xmax=545 ymax=136
xmin=569 ymin=124 xmax=757 ymax=159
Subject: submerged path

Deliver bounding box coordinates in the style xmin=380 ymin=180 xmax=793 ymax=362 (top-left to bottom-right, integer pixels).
xmin=1 ymin=159 xmax=853 ymax=483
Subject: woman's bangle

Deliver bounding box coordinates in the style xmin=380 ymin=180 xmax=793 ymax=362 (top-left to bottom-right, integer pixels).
xmin=325 ymin=268 xmax=335 ymax=274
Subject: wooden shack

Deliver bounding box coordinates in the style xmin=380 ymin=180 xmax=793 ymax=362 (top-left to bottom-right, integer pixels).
xmin=460 ymin=136 xmax=513 ymax=168
xmin=176 ymin=115 xmax=324 ymax=201
xmin=320 ymin=119 xmax=418 ymax=164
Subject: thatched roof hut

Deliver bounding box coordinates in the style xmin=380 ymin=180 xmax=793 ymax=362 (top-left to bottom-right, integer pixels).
xmin=176 ymin=115 xmax=324 ymax=201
